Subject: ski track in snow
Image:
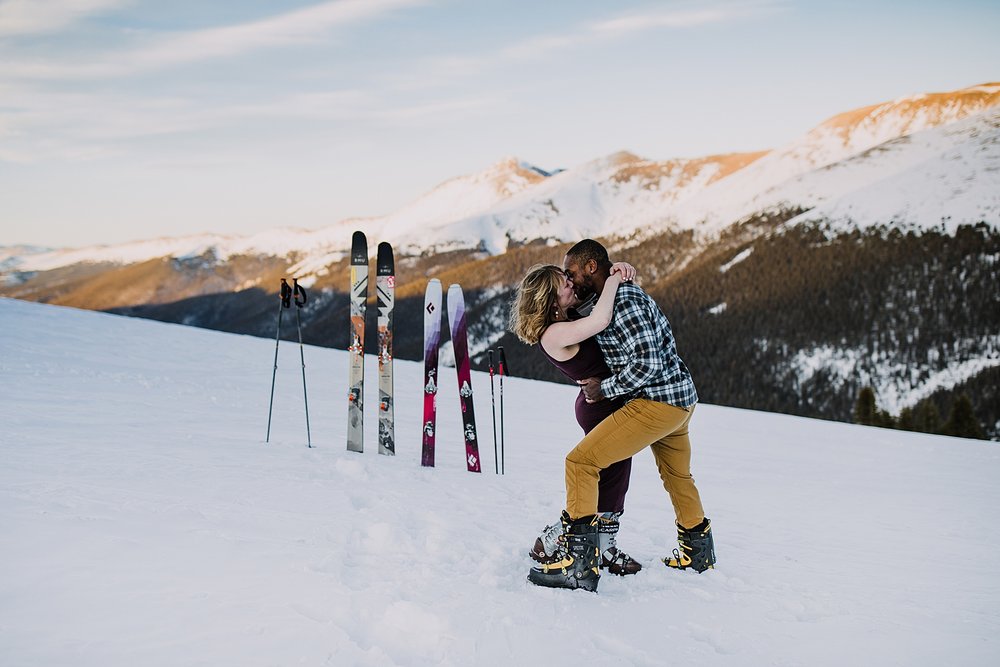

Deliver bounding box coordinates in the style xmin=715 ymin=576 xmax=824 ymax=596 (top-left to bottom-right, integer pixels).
xmin=1 ymin=298 xmax=998 ymax=666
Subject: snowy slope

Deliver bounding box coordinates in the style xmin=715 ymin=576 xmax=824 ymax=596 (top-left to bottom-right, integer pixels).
xmin=1 ymin=297 xmax=998 ymax=666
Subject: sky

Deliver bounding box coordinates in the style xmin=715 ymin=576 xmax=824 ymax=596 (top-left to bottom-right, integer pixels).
xmin=1 ymin=0 xmax=998 ymax=249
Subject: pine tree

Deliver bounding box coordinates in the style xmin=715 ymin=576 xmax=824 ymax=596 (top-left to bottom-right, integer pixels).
xmin=942 ymin=393 xmax=986 ymax=440
xmin=898 ymin=407 xmax=915 ymax=431
xmin=915 ymin=401 xmax=941 ymax=434
xmin=854 ymin=387 xmax=876 ymax=426
xmin=875 ymin=409 xmax=897 ymax=429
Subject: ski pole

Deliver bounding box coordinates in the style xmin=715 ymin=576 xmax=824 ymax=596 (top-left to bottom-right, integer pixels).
xmin=488 ymin=349 xmax=498 ymax=474
xmin=497 ymin=345 xmax=507 ymax=475
xmin=293 ymin=279 xmax=312 ymax=448
xmin=266 ymin=279 xmax=293 ymax=443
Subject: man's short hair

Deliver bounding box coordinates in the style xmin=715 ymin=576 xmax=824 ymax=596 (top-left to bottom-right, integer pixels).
xmin=566 ymin=239 xmax=611 ymax=270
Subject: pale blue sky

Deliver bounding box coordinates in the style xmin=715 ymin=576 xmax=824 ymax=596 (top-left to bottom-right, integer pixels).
xmin=1 ymin=0 xmax=998 ymax=247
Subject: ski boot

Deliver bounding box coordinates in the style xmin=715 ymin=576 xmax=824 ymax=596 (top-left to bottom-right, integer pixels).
xmin=528 ymin=512 xmax=601 ymax=592
xmin=598 ymin=512 xmax=642 ymax=576
xmin=531 ymin=512 xmax=641 ymax=576
xmin=529 ymin=519 xmax=563 ymax=565
xmin=663 ymin=517 xmax=716 ymax=573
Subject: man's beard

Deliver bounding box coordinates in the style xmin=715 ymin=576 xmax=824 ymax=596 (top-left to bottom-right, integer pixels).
xmin=573 ymin=278 xmax=596 ymax=301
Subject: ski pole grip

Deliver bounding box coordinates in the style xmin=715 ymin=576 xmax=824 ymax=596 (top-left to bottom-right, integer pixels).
xmin=280 ymin=279 xmax=292 ymax=308
xmin=488 ymin=349 xmax=495 ymax=375
xmin=293 ymin=279 xmax=307 ymax=307
xmin=497 ymin=346 xmax=507 ymax=375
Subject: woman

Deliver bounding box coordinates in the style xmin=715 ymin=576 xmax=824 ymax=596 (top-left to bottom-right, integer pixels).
xmin=509 ymin=262 xmax=640 ymax=576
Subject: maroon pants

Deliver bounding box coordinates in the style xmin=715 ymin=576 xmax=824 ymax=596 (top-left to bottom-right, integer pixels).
xmin=577 ymin=392 xmax=632 ymax=514
xmin=597 ymin=457 xmax=632 ymax=513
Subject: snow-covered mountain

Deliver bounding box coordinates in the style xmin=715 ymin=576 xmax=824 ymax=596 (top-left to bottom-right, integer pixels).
xmin=0 ymin=244 xmax=52 ymax=272
xmin=5 ymin=82 xmax=997 ymax=275
xmin=3 ymin=83 xmax=998 ymax=441
xmin=788 ymin=108 xmax=1000 ymax=233
xmin=673 ymin=82 xmax=1000 ymax=233
xmin=355 ymin=157 xmax=553 ymax=239
xmin=337 ymin=81 xmax=999 ymax=253
xmin=2 ymin=297 xmax=998 ymax=666
xmin=280 ymin=157 xmax=558 ymax=276
xmin=398 ymin=149 xmax=769 ymax=254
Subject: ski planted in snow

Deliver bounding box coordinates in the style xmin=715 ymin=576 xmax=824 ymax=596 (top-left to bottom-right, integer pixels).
xmin=347 ymin=231 xmax=368 ymax=453
xmin=447 ymin=284 xmax=481 ymax=473
xmin=421 ymin=279 xmax=442 ymax=467
xmin=376 ymin=242 xmax=395 ymax=456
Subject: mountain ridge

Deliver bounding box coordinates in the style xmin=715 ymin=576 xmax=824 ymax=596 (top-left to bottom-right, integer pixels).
xmin=5 ymin=82 xmax=998 ymax=274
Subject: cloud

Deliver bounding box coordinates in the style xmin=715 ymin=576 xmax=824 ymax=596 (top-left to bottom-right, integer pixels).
xmin=588 ymin=3 xmax=771 ymax=37
xmin=127 ymin=0 xmax=426 ymax=71
xmin=0 ymin=0 xmax=128 ymax=37
xmin=0 ymin=0 xmax=786 ymax=163
xmin=0 ymin=83 xmax=380 ymax=162
xmin=382 ymin=3 xmax=768 ymax=91
xmin=2 ymin=0 xmax=428 ymax=79
xmin=500 ymin=1 xmax=781 ymax=60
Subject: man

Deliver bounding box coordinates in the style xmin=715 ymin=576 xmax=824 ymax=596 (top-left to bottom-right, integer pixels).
xmin=527 ymin=239 xmax=715 ymax=592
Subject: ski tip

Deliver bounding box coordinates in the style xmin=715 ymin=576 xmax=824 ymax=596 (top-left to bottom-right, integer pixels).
xmin=446 ymin=284 xmax=465 ymax=317
xmin=425 ymin=278 xmax=442 ymax=300
xmin=376 ymin=242 xmax=394 ymax=275
xmin=351 ymin=231 xmax=368 ymax=263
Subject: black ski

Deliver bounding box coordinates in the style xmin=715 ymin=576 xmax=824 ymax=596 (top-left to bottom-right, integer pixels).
xmin=347 ymin=231 xmax=368 ymax=453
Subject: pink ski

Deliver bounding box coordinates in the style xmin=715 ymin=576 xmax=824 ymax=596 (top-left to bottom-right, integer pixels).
xmin=421 ymin=279 xmax=442 ymax=467
xmin=447 ymin=284 xmax=481 ymax=473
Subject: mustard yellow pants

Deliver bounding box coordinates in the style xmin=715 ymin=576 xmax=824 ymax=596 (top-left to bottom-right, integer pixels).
xmin=565 ymin=399 xmax=705 ymax=529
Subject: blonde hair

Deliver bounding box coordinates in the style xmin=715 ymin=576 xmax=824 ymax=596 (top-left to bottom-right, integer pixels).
xmin=509 ymin=264 xmax=565 ymax=344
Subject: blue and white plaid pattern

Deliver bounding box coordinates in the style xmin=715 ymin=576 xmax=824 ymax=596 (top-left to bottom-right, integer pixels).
xmin=595 ymin=283 xmax=698 ymax=408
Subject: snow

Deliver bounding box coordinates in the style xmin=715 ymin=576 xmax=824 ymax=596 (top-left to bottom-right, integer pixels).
xmin=789 ymin=340 xmax=1000 ymax=415
xmin=781 ymin=108 xmax=1000 ymax=234
xmin=719 ymin=248 xmax=752 ymax=273
xmin=670 ymin=99 xmax=1000 ymax=236
xmin=1 ymin=297 xmax=999 ymax=666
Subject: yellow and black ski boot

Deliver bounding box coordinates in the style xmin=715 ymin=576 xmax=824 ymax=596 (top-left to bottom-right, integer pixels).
xmin=664 ymin=517 xmax=716 ymax=573
xmin=528 ymin=512 xmax=601 ymax=592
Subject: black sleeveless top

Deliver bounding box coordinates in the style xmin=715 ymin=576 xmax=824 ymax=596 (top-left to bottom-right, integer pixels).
xmin=540 ymin=337 xmax=627 ymax=433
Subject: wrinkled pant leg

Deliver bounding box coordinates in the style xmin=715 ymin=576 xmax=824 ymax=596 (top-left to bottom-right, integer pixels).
xmin=648 ymin=403 xmax=705 ymax=529
xmin=565 ymin=399 xmax=681 ymax=519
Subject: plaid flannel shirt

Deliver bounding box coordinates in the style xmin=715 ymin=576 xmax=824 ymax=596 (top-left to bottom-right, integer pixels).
xmin=595 ymin=282 xmax=698 ymax=407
